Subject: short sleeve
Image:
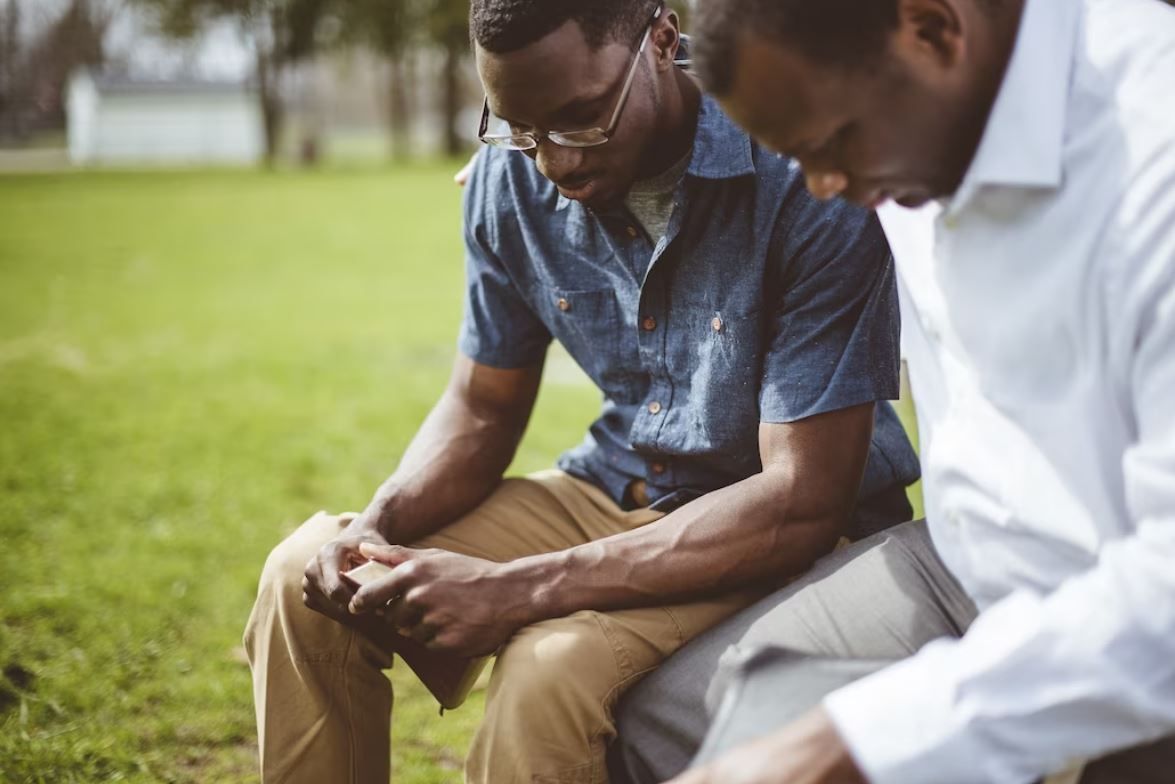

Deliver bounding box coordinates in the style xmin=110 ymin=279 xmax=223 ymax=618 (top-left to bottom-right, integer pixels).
xmin=759 ymin=192 xmax=902 ymax=423
xmin=457 ymin=149 xmax=552 ymax=369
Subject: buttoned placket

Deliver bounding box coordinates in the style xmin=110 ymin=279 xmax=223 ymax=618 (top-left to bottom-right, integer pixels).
xmin=599 ymin=181 xmax=692 ymax=489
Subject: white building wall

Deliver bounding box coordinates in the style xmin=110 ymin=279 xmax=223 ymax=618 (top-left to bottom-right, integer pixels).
xmin=67 ymin=75 xmax=265 ymax=166
xmin=67 ymin=73 xmax=99 ymax=164
xmin=91 ymin=94 xmax=264 ymax=165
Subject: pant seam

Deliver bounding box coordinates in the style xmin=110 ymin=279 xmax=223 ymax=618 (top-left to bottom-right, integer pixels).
xmin=341 ymin=628 xmax=359 ymax=784
xmin=659 ymin=606 xmax=687 ymax=648
xmin=590 ymin=611 xmax=635 ymax=681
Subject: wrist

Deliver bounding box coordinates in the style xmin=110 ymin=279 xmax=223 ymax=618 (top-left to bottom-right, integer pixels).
xmin=502 ymin=551 xmax=570 ymax=626
xmin=343 ymin=507 xmax=389 ymax=542
xmin=355 ymin=489 xmax=402 ymax=541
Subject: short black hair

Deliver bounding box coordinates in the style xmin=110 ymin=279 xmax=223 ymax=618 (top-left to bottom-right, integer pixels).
xmin=471 ymin=0 xmax=662 ymax=54
xmin=694 ymin=0 xmax=901 ymax=93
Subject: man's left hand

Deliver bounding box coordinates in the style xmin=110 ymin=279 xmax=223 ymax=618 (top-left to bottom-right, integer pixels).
xmin=348 ymin=543 xmax=536 ymax=658
xmin=667 ymin=707 xmax=868 ymax=784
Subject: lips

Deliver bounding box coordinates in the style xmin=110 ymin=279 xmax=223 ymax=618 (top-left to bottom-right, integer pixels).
xmin=556 ymin=176 xmax=600 ymax=202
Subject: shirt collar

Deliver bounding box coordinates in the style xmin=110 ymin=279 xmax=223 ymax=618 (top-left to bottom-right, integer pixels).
xmin=556 ymin=93 xmax=756 ymax=210
xmin=947 ymin=0 xmax=1080 ymax=214
xmin=687 ymin=93 xmax=756 ymax=180
xmin=676 ymin=34 xmax=755 ymax=180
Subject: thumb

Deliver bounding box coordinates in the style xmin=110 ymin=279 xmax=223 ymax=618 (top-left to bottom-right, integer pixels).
xmin=359 ymin=542 xmax=415 ymax=566
xmin=454 ymin=153 xmax=477 ymax=187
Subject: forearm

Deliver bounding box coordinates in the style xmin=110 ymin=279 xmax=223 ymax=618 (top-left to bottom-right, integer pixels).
xmin=339 ymin=357 xmax=541 ymax=545
xmin=515 ymin=468 xmax=851 ymax=619
xmin=353 ymin=392 xmax=518 ymax=544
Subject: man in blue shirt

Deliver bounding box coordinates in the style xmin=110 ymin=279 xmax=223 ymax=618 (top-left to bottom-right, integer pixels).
xmin=244 ymin=2 xmax=918 ymax=782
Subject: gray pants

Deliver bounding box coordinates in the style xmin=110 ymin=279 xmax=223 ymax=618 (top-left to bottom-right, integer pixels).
xmin=609 ymin=519 xmax=1175 ymax=784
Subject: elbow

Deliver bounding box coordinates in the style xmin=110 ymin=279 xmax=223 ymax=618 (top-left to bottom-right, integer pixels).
xmin=758 ymin=475 xmax=853 ymax=573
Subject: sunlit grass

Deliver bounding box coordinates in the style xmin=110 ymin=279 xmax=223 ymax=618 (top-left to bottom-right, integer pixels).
xmin=0 ymin=165 xmax=599 ymax=782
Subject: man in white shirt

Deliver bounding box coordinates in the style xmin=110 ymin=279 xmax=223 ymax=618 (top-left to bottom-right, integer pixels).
xmin=608 ymin=0 xmax=1175 ymax=782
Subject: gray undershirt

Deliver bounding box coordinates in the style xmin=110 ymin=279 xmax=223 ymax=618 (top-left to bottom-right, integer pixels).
xmin=624 ymin=150 xmax=692 ymax=243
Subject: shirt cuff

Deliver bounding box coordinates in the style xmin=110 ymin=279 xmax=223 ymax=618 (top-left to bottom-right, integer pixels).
xmin=823 ymin=639 xmax=995 ymax=784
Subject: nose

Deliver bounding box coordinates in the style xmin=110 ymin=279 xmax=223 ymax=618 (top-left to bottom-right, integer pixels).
xmin=803 ymin=167 xmax=850 ymax=201
xmin=534 ymin=139 xmax=586 ymax=184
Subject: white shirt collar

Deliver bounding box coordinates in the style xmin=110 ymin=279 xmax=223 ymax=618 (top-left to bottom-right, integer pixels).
xmin=947 ymin=0 xmax=1081 ymax=214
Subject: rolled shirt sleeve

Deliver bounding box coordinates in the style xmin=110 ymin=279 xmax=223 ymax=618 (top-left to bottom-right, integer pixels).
xmin=457 ymin=149 xmax=552 ymax=369
xmin=757 ymin=193 xmax=902 ymax=424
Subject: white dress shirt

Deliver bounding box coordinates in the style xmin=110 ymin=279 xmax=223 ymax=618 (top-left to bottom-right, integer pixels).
xmin=823 ymin=0 xmax=1175 ymax=781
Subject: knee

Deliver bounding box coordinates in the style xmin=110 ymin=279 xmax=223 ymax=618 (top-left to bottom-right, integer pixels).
xmin=486 ymin=611 xmax=613 ymax=731
xmin=255 ymin=512 xmax=346 ymax=604
xmin=257 ymin=535 xmax=313 ymax=604
xmin=259 ymin=535 xmax=310 ymax=592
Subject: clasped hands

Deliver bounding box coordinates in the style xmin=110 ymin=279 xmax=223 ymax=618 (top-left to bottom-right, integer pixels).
xmin=302 ymin=523 xmax=536 ymax=659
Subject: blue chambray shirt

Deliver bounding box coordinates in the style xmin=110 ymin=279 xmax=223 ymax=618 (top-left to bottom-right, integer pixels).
xmin=458 ymin=95 xmax=920 ymax=533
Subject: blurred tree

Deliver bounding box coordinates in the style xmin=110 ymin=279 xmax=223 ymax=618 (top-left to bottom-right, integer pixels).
xmin=0 ymin=0 xmax=18 ymax=136
xmin=340 ymin=0 xmax=416 ymax=159
xmin=424 ymin=0 xmax=469 ymax=156
xmin=132 ymin=0 xmax=333 ymax=164
xmin=15 ymin=0 xmax=116 ymax=133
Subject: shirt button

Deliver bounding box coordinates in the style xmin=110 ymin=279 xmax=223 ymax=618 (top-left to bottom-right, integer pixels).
xmin=642 ymin=316 xmax=657 ymax=331
xmin=651 ymin=462 xmax=666 ymax=475
xmin=711 ymin=316 xmax=724 ymax=332
xmin=626 ymin=226 xmax=639 ymax=239
xmin=557 ymin=297 xmax=571 ymax=312
xmin=647 ymin=401 xmax=663 ymax=415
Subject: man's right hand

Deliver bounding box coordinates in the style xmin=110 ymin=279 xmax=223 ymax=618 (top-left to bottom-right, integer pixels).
xmin=302 ymin=513 xmax=391 ymax=627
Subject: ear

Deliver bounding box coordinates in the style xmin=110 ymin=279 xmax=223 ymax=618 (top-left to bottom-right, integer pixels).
xmin=893 ymin=0 xmax=966 ymax=70
xmin=652 ymin=9 xmax=682 ymax=72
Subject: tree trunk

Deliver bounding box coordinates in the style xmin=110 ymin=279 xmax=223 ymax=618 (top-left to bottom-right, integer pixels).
xmin=0 ymin=0 xmax=16 ymax=134
xmin=386 ymin=51 xmax=410 ymax=161
xmin=256 ymin=49 xmax=284 ymax=166
xmin=441 ymin=39 xmax=463 ymax=157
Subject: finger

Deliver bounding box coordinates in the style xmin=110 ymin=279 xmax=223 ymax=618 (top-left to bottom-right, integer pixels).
xmin=350 ymin=566 xmax=416 ymax=614
xmin=358 ymin=543 xmax=416 ymax=567
xmin=320 ymin=540 xmax=377 ymax=605
xmin=303 ymin=588 xmax=353 ymax=625
xmin=407 ymin=621 xmax=439 ymax=646
xmin=387 ymin=597 xmax=423 ymax=631
xmin=303 ymin=555 xmax=333 ymax=603
xmin=454 ymin=154 xmax=477 ymax=187
xmin=321 ymin=551 xmax=359 ymax=607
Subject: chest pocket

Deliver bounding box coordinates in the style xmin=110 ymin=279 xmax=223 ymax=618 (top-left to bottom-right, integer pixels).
xmin=533 ymin=285 xmax=627 ymax=389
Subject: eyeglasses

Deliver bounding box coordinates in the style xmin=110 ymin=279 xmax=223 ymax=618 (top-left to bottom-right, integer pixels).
xmin=478 ymin=5 xmax=663 ymax=151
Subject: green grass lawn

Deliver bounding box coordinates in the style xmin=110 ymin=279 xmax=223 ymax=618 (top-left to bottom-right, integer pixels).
xmin=0 ymin=166 xmax=920 ymax=783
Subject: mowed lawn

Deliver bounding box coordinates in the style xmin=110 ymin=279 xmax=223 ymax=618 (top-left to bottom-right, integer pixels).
xmin=0 ymin=165 xmax=602 ymax=783
xmin=0 ymin=167 xmax=921 ymax=783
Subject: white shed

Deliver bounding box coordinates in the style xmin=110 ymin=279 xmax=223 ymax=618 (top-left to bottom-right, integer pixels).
xmin=67 ymin=71 xmax=265 ymax=166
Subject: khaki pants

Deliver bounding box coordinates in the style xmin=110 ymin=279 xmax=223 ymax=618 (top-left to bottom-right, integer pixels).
xmin=244 ymin=470 xmax=764 ymax=783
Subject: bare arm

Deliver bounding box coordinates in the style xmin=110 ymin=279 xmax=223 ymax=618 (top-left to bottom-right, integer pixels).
xmin=524 ymin=403 xmax=875 ymax=615
xmin=351 ymin=403 xmax=876 ymax=656
xmin=302 ymin=353 xmax=542 ymax=623
xmin=360 ymin=353 xmax=543 ymax=544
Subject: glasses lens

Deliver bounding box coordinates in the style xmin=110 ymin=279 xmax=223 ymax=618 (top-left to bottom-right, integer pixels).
xmin=482 ymin=135 xmax=536 ymax=151
xmin=479 ymin=106 xmax=539 ymax=150
xmin=549 ymin=129 xmax=609 ymax=148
